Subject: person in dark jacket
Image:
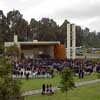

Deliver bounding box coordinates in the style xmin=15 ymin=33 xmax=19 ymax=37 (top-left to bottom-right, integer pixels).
xmin=42 ymin=84 xmax=45 ymax=95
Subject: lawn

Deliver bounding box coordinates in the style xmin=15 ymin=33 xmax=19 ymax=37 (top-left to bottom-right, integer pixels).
xmin=25 ymin=83 xmax=100 ymax=100
xmin=21 ymin=75 xmax=60 ymax=92
xmin=74 ymin=72 xmax=98 ymax=82
xmin=21 ymin=72 xmax=98 ymax=91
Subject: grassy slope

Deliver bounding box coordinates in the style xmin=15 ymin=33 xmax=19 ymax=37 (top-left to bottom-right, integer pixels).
xmin=21 ymin=73 xmax=98 ymax=91
xmin=21 ymin=75 xmax=60 ymax=91
xmin=25 ymin=83 xmax=100 ymax=100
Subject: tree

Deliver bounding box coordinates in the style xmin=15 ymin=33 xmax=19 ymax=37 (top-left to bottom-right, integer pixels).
xmin=38 ymin=18 xmax=58 ymax=41
xmin=5 ymin=44 xmax=21 ymax=58
xmin=60 ymin=67 xmax=75 ymax=96
xmin=0 ymin=57 xmax=24 ymax=100
xmin=29 ymin=18 xmax=39 ymax=40
xmin=58 ymin=20 xmax=69 ymax=44
xmin=0 ymin=10 xmax=10 ymax=42
xmin=15 ymin=19 xmax=28 ymax=41
xmin=7 ymin=10 xmax=28 ymax=41
xmin=76 ymin=26 xmax=83 ymax=46
xmin=0 ymin=43 xmax=4 ymax=56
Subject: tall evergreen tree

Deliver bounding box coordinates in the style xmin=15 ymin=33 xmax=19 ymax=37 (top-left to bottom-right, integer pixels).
xmin=0 ymin=10 xmax=10 ymax=42
xmin=59 ymin=20 xmax=69 ymax=44
xmin=7 ymin=10 xmax=28 ymax=41
xmin=0 ymin=57 xmax=24 ymax=100
xmin=29 ymin=18 xmax=39 ymax=40
xmin=38 ymin=18 xmax=58 ymax=41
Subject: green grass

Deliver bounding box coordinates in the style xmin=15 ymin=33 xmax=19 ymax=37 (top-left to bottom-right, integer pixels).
xmin=87 ymin=58 xmax=100 ymax=62
xmin=74 ymin=72 xmax=98 ymax=82
xmin=25 ymin=83 xmax=100 ymax=100
xmin=21 ymin=75 xmax=60 ymax=91
xmin=21 ymin=73 xmax=98 ymax=91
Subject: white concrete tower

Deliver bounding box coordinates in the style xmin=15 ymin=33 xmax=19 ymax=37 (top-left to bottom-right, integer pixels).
xmin=67 ymin=24 xmax=71 ymax=59
xmin=14 ymin=35 xmax=18 ymax=43
xmin=72 ymin=24 xmax=76 ymax=59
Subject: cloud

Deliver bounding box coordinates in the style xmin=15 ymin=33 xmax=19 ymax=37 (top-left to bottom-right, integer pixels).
xmin=19 ymin=0 xmax=29 ymax=3
xmin=51 ymin=0 xmax=100 ymax=31
xmin=54 ymin=0 xmax=100 ymax=18
xmin=87 ymin=17 xmax=100 ymax=32
xmin=0 ymin=0 xmax=100 ymax=31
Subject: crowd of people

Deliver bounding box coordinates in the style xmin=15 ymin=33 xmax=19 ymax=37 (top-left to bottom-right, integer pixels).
xmin=11 ymin=57 xmax=100 ymax=79
xmin=12 ymin=57 xmax=54 ymax=79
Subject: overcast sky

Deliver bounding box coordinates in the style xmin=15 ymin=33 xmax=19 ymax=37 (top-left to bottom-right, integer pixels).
xmin=0 ymin=0 xmax=100 ymax=32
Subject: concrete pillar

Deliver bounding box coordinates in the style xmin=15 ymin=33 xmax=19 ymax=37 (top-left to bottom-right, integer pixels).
xmin=50 ymin=46 xmax=54 ymax=58
xmin=72 ymin=24 xmax=76 ymax=59
xmin=67 ymin=24 xmax=71 ymax=59
xmin=14 ymin=35 xmax=18 ymax=43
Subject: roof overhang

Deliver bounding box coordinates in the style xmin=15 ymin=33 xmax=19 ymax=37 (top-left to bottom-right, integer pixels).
xmin=5 ymin=41 xmax=60 ymax=47
xmin=19 ymin=41 xmax=60 ymax=46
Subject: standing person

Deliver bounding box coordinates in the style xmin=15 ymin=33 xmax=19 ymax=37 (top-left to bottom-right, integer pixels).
xmin=79 ymin=67 xmax=81 ymax=79
xmin=21 ymin=71 xmax=23 ymax=78
xmin=26 ymin=72 xmax=29 ymax=80
xmin=46 ymin=84 xmax=49 ymax=95
xmin=49 ymin=84 xmax=54 ymax=95
xmin=82 ymin=69 xmax=84 ymax=79
xmin=42 ymin=84 xmax=45 ymax=95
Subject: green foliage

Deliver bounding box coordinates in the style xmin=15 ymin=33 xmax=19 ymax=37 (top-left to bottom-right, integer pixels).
xmin=5 ymin=44 xmax=20 ymax=57
xmin=0 ymin=78 xmax=23 ymax=100
xmin=97 ymin=72 xmax=100 ymax=79
xmin=0 ymin=10 xmax=10 ymax=42
xmin=7 ymin=10 xmax=28 ymax=41
xmin=60 ymin=68 xmax=75 ymax=94
xmin=25 ymin=83 xmax=100 ymax=100
xmin=0 ymin=10 xmax=100 ymax=47
xmin=0 ymin=57 xmax=24 ymax=100
xmin=0 ymin=43 xmax=4 ymax=49
xmin=37 ymin=18 xmax=58 ymax=41
xmin=21 ymin=72 xmax=97 ymax=91
xmin=0 ymin=43 xmax=4 ymax=56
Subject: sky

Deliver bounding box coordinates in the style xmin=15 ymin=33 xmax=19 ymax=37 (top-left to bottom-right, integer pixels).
xmin=0 ymin=0 xmax=100 ymax=32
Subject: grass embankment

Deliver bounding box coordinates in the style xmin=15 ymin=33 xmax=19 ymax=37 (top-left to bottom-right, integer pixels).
xmin=21 ymin=75 xmax=60 ymax=91
xmin=25 ymin=83 xmax=100 ymax=100
xmin=21 ymin=73 xmax=98 ymax=91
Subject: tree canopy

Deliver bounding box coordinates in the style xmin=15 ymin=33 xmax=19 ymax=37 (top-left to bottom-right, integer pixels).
xmin=60 ymin=67 xmax=75 ymax=94
xmin=0 ymin=10 xmax=100 ymax=48
xmin=0 ymin=57 xmax=24 ymax=100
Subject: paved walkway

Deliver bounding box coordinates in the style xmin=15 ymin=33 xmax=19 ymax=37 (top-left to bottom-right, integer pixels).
xmin=22 ymin=79 xmax=100 ymax=96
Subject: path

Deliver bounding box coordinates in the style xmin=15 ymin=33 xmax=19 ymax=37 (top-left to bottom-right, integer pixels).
xmin=22 ymin=79 xmax=100 ymax=96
